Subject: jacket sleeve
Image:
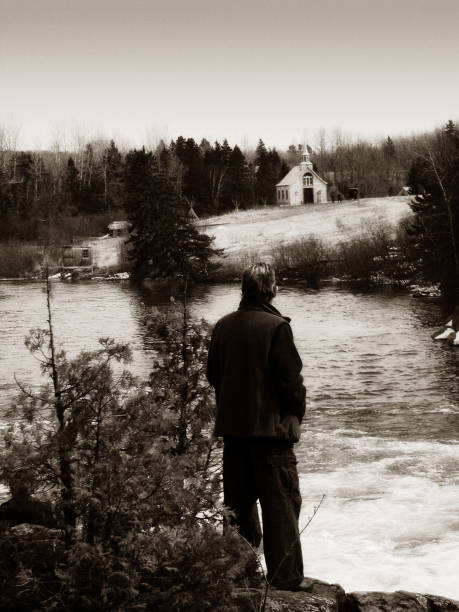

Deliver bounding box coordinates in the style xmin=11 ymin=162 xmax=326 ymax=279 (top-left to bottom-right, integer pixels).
xmin=269 ymin=322 xmax=306 ymax=422
xmin=206 ymin=329 xmax=218 ymax=390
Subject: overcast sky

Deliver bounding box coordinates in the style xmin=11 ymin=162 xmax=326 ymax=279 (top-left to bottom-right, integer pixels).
xmin=1 ymin=0 xmax=459 ymax=150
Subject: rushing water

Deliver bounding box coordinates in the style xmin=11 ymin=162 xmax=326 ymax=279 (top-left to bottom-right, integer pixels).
xmin=1 ymin=280 xmax=458 ymax=598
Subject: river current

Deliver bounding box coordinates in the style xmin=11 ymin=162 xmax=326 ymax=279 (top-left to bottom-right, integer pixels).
xmin=0 ymin=280 xmax=458 ymax=598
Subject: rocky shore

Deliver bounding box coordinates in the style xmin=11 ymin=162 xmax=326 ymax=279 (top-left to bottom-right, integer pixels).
xmin=234 ymin=577 xmax=459 ymax=611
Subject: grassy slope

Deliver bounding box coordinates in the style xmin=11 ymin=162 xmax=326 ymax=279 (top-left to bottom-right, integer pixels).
xmin=201 ymin=196 xmax=412 ymax=259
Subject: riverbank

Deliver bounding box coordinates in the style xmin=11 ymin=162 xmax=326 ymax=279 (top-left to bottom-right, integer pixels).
xmin=201 ymin=196 xmax=412 ymax=258
xmin=0 ymin=196 xmax=411 ymax=279
xmin=242 ymin=576 xmax=459 ymax=611
xmin=202 ymin=196 xmax=429 ymax=290
xmin=1 ymin=196 xmax=436 ymax=299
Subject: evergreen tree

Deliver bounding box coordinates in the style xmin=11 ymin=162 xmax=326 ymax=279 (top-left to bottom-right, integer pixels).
xmin=155 ymin=139 xmax=171 ymax=175
xmin=407 ymin=121 xmax=459 ymax=308
xmin=0 ymin=287 xmax=259 ymax=610
xmin=222 ymin=145 xmax=253 ymax=211
xmin=254 ymin=140 xmax=278 ymax=205
xmin=204 ymin=140 xmax=233 ymax=213
xmin=383 ymin=136 xmax=396 ymax=160
xmin=172 ymin=137 xmax=209 ymax=215
xmin=63 ymin=156 xmax=80 ymax=215
xmin=11 ymin=152 xmax=34 ymax=217
xmin=123 ymin=148 xmax=218 ymax=281
xmin=77 ymin=143 xmax=105 ymax=213
xmin=103 ymin=140 xmax=124 ymax=210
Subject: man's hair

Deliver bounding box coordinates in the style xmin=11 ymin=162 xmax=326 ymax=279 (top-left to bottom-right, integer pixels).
xmin=241 ymin=262 xmax=276 ymax=301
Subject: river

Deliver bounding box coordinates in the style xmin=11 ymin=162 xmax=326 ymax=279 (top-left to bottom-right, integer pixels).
xmin=1 ymin=279 xmax=458 ymax=599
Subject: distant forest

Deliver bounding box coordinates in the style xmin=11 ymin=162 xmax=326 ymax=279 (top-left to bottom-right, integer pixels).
xmin=0 ymin=128 xmax=433 ymax=241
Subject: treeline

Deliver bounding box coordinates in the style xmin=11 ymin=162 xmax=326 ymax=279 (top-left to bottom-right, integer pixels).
xmin=406 ymin=120 xmax=459 ymax=308
xmin=0 ymin=137 xmax=288 ymax=241
xmin=0 ymin=129 xmax=421 ymax=242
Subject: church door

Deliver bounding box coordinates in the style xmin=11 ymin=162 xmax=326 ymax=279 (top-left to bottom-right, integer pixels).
xmin=303 ymin=188 xmax=314 ymax=204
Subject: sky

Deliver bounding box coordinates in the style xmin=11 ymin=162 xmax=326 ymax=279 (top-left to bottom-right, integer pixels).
xmin=1 ymin=0 xmax=459 ymax=151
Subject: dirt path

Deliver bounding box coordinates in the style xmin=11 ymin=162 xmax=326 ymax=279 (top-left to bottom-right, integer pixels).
xmin=200 ymin=196 xmax=412 ymax=257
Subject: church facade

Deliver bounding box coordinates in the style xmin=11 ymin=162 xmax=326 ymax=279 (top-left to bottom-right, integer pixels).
xmin=276 ymin=154 xmax=328 ymax=205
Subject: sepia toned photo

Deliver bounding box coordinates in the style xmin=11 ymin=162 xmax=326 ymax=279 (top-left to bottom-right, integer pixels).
xmin=0 ymin=0 xmax=458 ymax=609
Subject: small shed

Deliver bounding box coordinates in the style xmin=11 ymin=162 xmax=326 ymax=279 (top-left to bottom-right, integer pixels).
xmin=108 ymin=220 xmax=130 ymax=237
xmin=62 ymin=220 xmax=131 ymax=272
xmin=62 ymin=244 xmax=93 ymax=269
xmin=276 ymin=153 xmax=328 ymax=205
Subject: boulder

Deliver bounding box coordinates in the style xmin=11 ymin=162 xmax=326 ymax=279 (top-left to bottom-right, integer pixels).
xmin=231 ymin=581 xmax=459 ymax=612
xmin=348 ymin=590 xmax=459 ymax=611
xmin=233 ymin=577 xmax=348 ymax=611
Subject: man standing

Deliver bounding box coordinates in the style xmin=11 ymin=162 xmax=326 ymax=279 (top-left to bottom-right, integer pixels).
xmin=207 ymin=262 xmax=307 ymax=591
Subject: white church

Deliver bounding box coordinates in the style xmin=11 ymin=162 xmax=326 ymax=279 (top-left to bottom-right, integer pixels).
xmin=276 ymin=153 xmax=328 ymax=205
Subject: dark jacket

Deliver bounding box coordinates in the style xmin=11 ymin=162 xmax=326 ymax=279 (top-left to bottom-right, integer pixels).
xmin=207 ymin=298 xmax=306 ymax=439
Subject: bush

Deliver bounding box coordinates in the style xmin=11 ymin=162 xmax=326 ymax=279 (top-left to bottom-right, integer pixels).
xmin=0 ymin=283 xmax=261 ymax=610
xmin=0 ymin=242 xmax=43 ymax=278
xmin=209 ymin=251 xmax=263 ymax=282
xmin=271 ymin=236 xmax=330 ymax=286
xmin=332 ymin=219 xmax=419 ymax=285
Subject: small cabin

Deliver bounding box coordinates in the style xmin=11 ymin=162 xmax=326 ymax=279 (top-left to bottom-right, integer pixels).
xmin=108 ymin=220 xmax=130 ymax=238
xmin=62 ymin=221 xmax=131 ymax=272
xmin=276 ymin=153 xmax=328 ymax=205
xmin=62 ymin=245 xmax=93 ymax=269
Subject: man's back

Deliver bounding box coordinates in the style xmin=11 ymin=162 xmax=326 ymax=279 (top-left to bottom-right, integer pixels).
xmin=207 ymin=301 xmax=305 ymax=438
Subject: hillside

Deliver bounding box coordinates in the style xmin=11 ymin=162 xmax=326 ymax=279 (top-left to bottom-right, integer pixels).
xmin=200 ymin=196 xmax=413 ymax=258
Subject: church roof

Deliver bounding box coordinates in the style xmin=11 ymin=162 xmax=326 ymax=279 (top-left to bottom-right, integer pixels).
xmin=276 ymin=165 xmax=327 ymax=187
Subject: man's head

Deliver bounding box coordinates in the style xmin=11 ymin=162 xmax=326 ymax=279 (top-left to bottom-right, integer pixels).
xmin=241 ymin=262 xmax=277 ymax=302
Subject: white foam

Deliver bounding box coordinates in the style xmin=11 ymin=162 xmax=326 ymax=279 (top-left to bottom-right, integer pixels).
xmin=298 ymin=435 xmax=459 ymax=598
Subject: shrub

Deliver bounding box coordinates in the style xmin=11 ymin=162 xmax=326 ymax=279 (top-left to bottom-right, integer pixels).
xmin=209 ymin=251 xmax=263 ymax=282
xmin=0 ymin=242 xmax=43 ymax=278
xmin=332 ymin=219 xmax=419 ymax=285
xmin=0 ymin=281 xmax=260 ymax=610
xmin=271 ymin=236 xmax=330 ymax=286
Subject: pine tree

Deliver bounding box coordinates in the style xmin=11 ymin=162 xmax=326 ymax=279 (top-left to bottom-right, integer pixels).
xmin=222 ymin=145 xmax=252 ymax=211
xmin=103 ymin=140 xmax=124 ymax=210
xmin=204 ymin=140 xmax=233 ymax=213
xmin=123 ymin=148 xmax=218 ymax=281
xmin=254 ymin=139 xmax=276 ymax=205
xmin=0 ymin=287 xmax=260 ymax=609
xmin=11 ymin=152 xmax=34 ymax=218
xmin=172 ymin=137 xmax=209 ymax=215
xmin=63 ymin=156 xmax=80 ymax=215
xmin=407 ymin=121 xmax=459 ymax=308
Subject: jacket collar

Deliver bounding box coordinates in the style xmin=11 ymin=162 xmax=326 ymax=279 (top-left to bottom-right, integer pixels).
xmin=238 ymin=297 xmax=291 ymax=323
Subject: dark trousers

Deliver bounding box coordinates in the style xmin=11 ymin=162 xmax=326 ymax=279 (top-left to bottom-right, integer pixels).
xmin=223 ymin=437 xmax=304 ymax=589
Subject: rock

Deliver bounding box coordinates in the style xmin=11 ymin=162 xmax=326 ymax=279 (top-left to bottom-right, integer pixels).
xmin=424 ymin=593 xmax=459 ymax=611
xmin=231 ymin=583 xmax=459 ymax=612
xmin=263 ymin=590 xmax=338 ymax=611
xmin=232 ymin=577 xmax=347 ymax=611
xmin=348 ymin=590 xmax=459 ymax=611
xmin=231 ymin=586 xmax=338 ymax=611
xmin=349 ymin=590 xmax=429 ymax=611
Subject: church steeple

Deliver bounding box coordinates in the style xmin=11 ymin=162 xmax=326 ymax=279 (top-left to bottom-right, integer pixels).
xmin=300 ymin=151 xmax=313 ymax=171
